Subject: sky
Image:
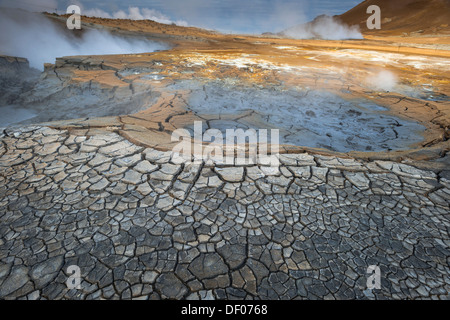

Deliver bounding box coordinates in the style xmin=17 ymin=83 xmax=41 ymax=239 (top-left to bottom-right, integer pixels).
xmin=0 ymin=0 xmax=362 ymax=34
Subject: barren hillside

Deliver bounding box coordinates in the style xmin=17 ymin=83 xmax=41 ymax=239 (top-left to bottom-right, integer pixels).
xmin=338 ymin=0 xmax=450 ymax=35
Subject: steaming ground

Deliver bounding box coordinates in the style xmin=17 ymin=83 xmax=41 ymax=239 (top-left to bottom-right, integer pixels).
xmin=0 ymin=10 xmax=448 ymax=158
xmin=0 ymin=8 xmax=169 ymax=127
xmin=0 ymin=8 xmax=169 ymax=70
xmin=0 ymin=51 xmax=428 ymax=153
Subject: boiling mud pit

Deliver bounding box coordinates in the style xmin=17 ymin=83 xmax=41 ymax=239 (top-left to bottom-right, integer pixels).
xmin=177 ymin=81 xmax=425 ymax=153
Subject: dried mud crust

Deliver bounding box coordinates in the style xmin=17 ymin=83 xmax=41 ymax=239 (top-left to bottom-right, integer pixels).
xmin=0 ymin=126 xmax=449 ymax=300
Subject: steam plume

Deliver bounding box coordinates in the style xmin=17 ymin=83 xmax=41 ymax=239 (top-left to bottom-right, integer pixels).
xmin=82 ymin=6 xmax=189 ymax=27
xmin=367 ymin=70 xmax=398 ymax=92
xmin=282 ymin=15 xmax=363 ymax=40
xmin=0 ymin=8 xmax=168 ymax=70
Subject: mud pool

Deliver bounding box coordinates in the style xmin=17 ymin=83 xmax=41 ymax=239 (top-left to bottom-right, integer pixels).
xmin=180 ymin=82 xmax=426 ymax=153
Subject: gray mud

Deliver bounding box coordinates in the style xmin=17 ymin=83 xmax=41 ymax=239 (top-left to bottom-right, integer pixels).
xmin=181 ymin=81 xmax=425 ymax=153
xmin=0 ymin=55 xmax=161 ymax=127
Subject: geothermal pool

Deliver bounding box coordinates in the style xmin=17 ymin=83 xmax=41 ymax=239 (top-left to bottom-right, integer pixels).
xmin=180 ymin=81 xmax=425 ymax=153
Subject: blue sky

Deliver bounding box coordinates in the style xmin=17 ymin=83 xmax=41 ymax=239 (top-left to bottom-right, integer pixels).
xmin=0 ymin=0 xmax=362 ymax=33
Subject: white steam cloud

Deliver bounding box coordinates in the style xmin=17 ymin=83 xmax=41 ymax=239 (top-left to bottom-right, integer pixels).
xmin=82 ymin=6 xmax=189 ymax=27
xmin=0 ymin=8 xmax=168 ymax=70
xmin=282 ymin=15 xmax=363 ymax=40
xmin=367 ymin=70 xmax=398 ymax=92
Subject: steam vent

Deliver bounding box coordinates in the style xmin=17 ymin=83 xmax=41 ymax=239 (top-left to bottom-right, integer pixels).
xmin=0 ymin=0 xmax=449 ymax=302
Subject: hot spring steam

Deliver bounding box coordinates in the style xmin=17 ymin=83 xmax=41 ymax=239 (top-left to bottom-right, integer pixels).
xmin=0 ymin=8 xmax=168 ymax=70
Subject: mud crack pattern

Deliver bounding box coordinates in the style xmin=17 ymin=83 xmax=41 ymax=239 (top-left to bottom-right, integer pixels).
xmin=0 ymin=126 xmax=449 ymax=300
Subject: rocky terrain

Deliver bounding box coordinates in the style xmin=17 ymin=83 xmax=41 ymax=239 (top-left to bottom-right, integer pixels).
xmin=0 ymin=1 xmax=449 ymax=300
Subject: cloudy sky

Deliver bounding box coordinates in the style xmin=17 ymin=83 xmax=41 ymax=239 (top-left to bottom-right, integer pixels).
xmin=0 ymin=0 xmax=362 ymax=33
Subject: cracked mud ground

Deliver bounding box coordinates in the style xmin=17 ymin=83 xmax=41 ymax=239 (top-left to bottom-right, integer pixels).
xmin=0 ymin=126 xmax=449 ymax=300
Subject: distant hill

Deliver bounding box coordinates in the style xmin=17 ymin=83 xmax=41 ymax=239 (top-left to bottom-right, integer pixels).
xmin=279 ymin=0 xmax=450 ymax=39
xmin=337 ymin=0 xmax=450 ymax=35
